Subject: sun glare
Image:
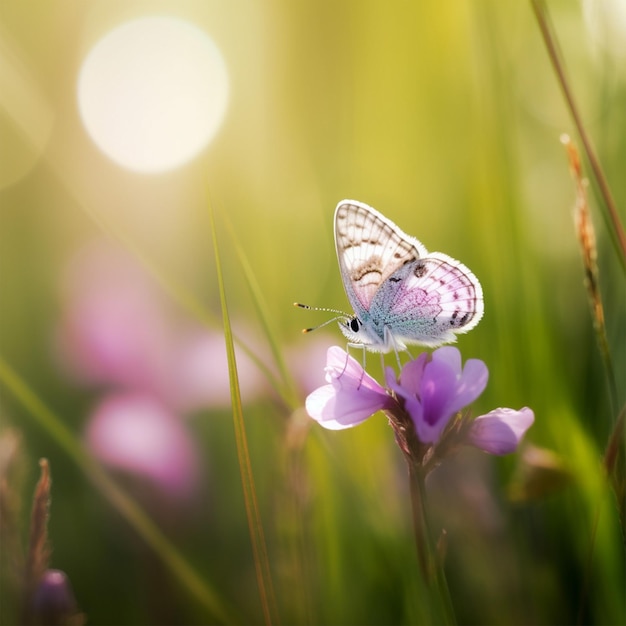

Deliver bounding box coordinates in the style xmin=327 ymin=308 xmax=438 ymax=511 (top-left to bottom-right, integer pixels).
xmin=77 ymin=16 xmax=229 ymax=173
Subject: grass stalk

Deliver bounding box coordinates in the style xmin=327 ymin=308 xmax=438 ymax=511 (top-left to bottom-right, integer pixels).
xmin=208 ymin=197 xmax=280 ymax=626
xmin=531 ymin=0 xmax=626 ymax=270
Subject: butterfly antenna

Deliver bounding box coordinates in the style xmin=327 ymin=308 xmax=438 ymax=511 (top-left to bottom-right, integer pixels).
xmin=293 ymin=302 xmax=351 ymax=334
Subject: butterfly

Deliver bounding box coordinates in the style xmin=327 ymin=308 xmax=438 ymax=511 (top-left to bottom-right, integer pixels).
xmin=297 ymin=200 xmax=484 ymax=353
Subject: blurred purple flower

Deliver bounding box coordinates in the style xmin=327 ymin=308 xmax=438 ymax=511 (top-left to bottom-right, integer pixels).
xmin=30 ymin=569 xmax=82 ymax=626
xmin=85 ymin=392 xmax=200 ymax=499
xmin=170 ymin=328 xmax=266 ymax=412
xmin=306 ymin=346 xmax=395 ymax=430
xmin=55 ymin=240 xmax=174 ymax=396
xmin=305 ymin=346 xmax=533 ymax=459
xmin=287 ymin=333 xmax=337 ymax=396
xmin=55 ymin=239 xmax=266 ymax=411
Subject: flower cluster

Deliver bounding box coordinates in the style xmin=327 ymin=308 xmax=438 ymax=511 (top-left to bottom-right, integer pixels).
xmin=306 ymin=346 xmax=533 ymax=470
xmin=55 ymin=240 xmax=267 ymax=500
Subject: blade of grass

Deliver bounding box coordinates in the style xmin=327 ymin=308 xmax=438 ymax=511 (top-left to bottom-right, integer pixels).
xmin=530 ymin=0 xmax=626 ymax=270
xmin=604 ymin=404 xmax=626 ymax=538
xmin=0 ymin=356 xmax=238 ymax=625
xmin=208 ymin=197 xmax=279 ymax=626
xmin=223 ymin=215 xmax=300 ymax=410
xmin=220 ymin=216 xmax=314 ymax=624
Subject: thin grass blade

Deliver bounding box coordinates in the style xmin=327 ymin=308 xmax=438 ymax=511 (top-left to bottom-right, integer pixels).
xmin=224 ymin=215 xmax=300 ymax=410
xmin=208 ymin=199 xmax=279 ymax=626
xmin=531 ymin=0 xmax=626 ymax=269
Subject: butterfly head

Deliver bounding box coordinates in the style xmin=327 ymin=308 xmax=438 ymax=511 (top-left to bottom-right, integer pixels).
xmin=338 ymin=315 xmax=366 ymax=344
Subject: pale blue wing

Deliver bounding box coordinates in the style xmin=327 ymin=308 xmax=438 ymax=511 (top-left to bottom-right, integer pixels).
xmin=369 ymin=253 xmax=484 ymax=347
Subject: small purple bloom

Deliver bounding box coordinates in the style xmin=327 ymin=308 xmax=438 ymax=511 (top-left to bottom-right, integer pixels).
xmin=387 ymin=346 xmax=488 ymax=444
xmin=305 ymin=346 xmax=534 ymax=460
xmin=468 ymin=407 xmax=535 ymax=455
xmin=305 ymin=346 xmax=395 ymax=430
xmin=31 ymin=569 xmax=80 ymax=625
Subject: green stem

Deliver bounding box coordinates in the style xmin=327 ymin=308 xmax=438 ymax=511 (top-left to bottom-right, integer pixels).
xmin=407 ymin=461 xmax=457 ymax=625
xmin=408 ymin=462 xmax=431 ymax=580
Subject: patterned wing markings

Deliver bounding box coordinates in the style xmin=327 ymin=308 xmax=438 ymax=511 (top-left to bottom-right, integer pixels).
xmin=333 ymin=199 xmax=484 ymax=351
xmin=335 ymin=201 xmax=424 ymax=311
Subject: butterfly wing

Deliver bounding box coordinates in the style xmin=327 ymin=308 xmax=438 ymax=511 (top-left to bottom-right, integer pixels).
xmin=334 ymin=200 xmax=427 ymax=316
xmin=335 ymin=199 xmax=483 ymax=351
xmin=370 ymin=251 xmax=484 ymax=347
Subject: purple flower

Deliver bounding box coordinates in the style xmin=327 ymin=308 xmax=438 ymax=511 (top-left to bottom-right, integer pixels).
xmin=55 ymin=239 xmax=267 ymax=410
xmin=85 ymin=392 xmax=200 ymax=500
xmin=305 ymin=346 xmax=534 ymax=459
xmin=305 ymin=346 xmax=395 ymax=430
xmin=30 ymin=569 xmax=81 ymax=625
xmin=468 ymin=407 xmax=535 ymax=455
xmin=386 ymin=347 xmax=488 ymax=444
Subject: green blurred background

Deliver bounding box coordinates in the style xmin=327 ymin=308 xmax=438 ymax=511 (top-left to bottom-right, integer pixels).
xmin=1 ymin=1 xmax=624 ymax=624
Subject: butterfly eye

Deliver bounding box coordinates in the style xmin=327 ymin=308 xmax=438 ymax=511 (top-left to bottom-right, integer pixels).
xmin=349 ymin=317 xmax=361 ymax=332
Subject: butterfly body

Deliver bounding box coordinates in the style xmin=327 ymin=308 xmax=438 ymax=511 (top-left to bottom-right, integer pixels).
xmin=334 ymin=200 xmax=483 ymax=352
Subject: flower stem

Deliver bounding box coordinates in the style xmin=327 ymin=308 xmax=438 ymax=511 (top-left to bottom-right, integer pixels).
xmin=408 ymin=461 xmax=457 ymax=625
xmin=408 ymin=462 xmax=430 ymax=579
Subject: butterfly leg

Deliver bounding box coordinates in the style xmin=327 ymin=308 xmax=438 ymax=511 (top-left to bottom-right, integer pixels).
xmin=346 ymin=342 xmax=367 ymax=388
xmin=383 ymin=327 xmax=404 ymax=370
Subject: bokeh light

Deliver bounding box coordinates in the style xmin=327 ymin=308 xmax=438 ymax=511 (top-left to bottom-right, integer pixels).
xmin=77 ymin=16 xmax=229 ymax=173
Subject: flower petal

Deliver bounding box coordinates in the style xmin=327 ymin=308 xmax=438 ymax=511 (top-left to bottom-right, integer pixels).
xmin=468 ymin=407 xmax=535 ymax=455
xmin=413 ymin=358 xmax=458 ymax=443
xmin=326 ymin=345 xmax=358 ymax=373
xmin=431 ymin=346 xmax=462 ymax=375
xmin=397 ymin=352 xmax=429 ymax=396
xmin=420 ymin=359 xmax=457 ymax=421
xmin=324 ymin=346 xmax=383 ymax=392
xmin=446 ymin=357 xmax=489 ymax=415
xmin=306 ymin=382 xmax=391 ymax=429
xmin=305 ymin=347 xmax=393 ymax=430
